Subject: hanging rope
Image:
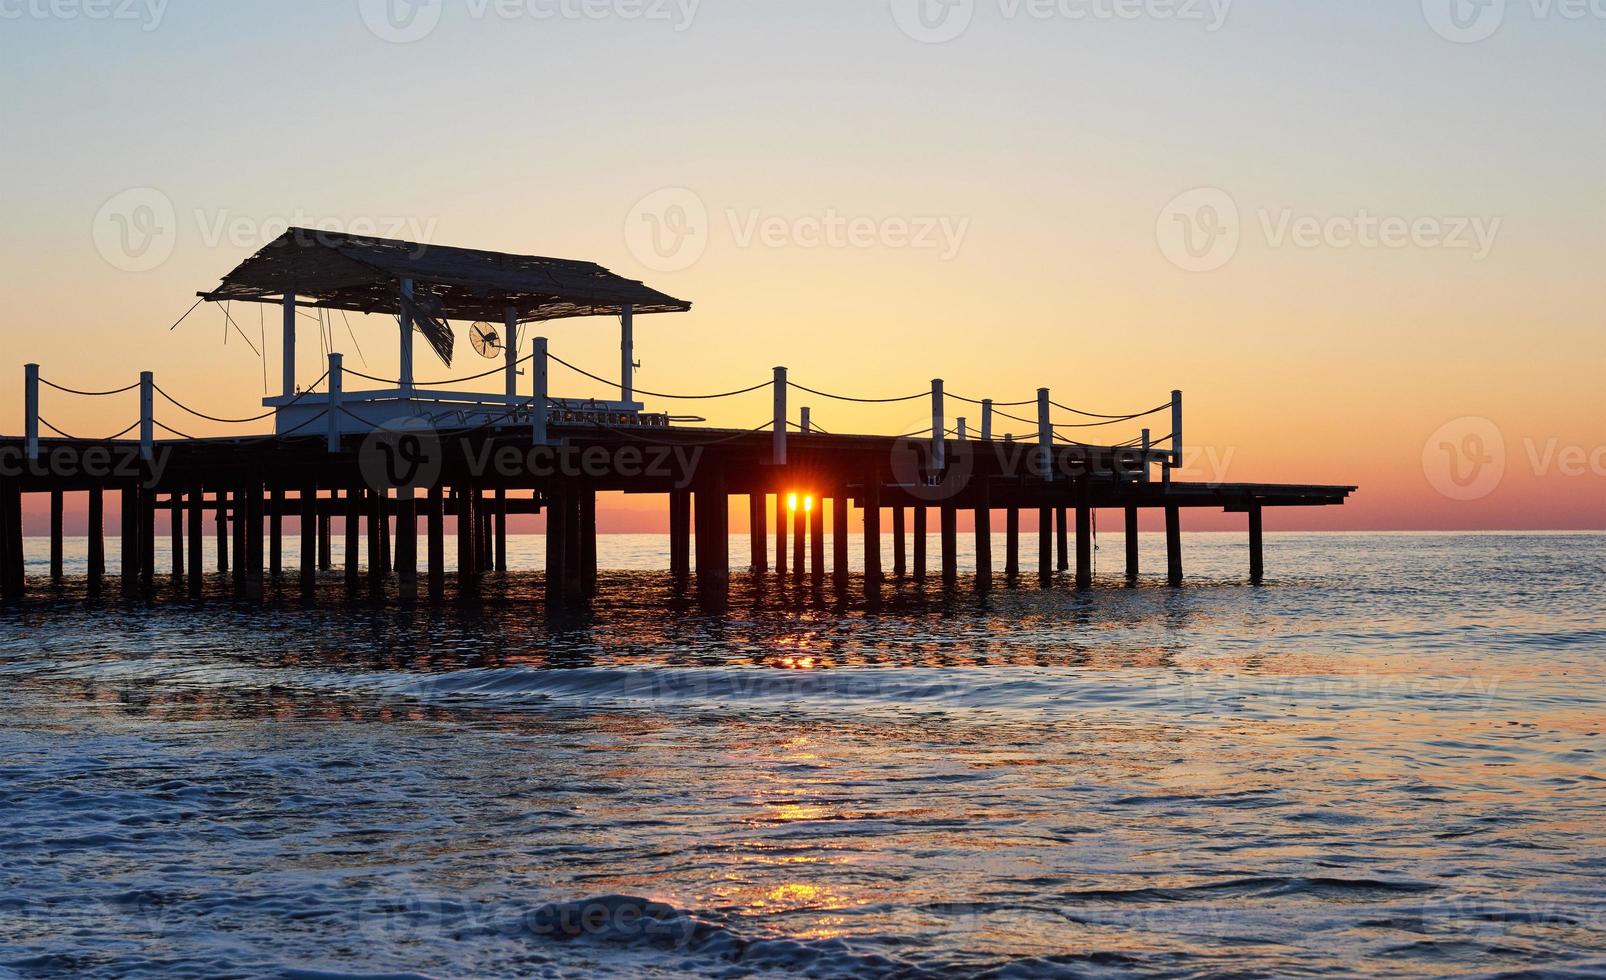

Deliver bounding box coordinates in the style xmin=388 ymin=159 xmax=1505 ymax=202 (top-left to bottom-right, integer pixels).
xmin=153 ymin=386 xmax=276 ymax=424
xmin=343 ymin=352 xmax=536 ymax=389
xmin=786 ymin=381 xmax=925 ymax=404
xmin=548 ymin=353 xmax=772 ymax=400
xmin=37 ymin=418 xmax=139 ymax=441
xmin=39 ymin=378 xmax=139 ymax=397
xmin=152 ymin=420 xmax=197 ymax=440
xmin=945 ymin=392 xmax=1038 ymax=408
xmin=1050 ymin=399 xmax=1172 ymax=421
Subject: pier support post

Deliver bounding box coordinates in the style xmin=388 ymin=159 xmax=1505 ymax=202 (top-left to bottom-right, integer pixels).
xmin=318 ymin=510 xmax=332 ymax=572
xmin=427 ymin=485 xmax=445 ymax=601
xmin=368 ymin=490 xmax=385 ymax=598
xmin=1125 ymin=506 xmax=1140 ymax=584
xmin=772 ymin=367 xmax=788 ymax=466
xmin=300 ymin=485 xmax=317 ymax=597
xmin=810 ymin=496 xmax=824 ymax=587
xmin=863 ymin=480 xmax=882 ymax=602
xmin=749 ymin=493 xmax=767 ymax=574
xmin=187 ymin=489 xmax=202 ymax=598
xmin=831 ymin=496 xmax=849 ymax=593
xmin=893 ymin=506 xmax=906 ymax=579
xmin=1038 ymin=506 xmax=1053 ymax=586
xmin=380 ymin=493 xmax=393 ymax=576
xmin=1005 ymin=507 xmax=1019 ymax=582
xmin=913 ymin=507 xmax=927 ymax=583
xmin=230 ymin=489 xmax=245 ymax=593
xmin=694 ymin=468 xmax=729 ymax=608
xmin=87 ymin=488 xmax=104 ymax=596
xmin=140 ymin=481 xmax=156 ymax=594
xmin=792 ymin=497 xmax=805 ymax=583
xmin=1165 ymin=504 xmax=1182 ymax=587
xmin=1056 ymin=507 xmax=1069 ymax=572
xmin=1075 ymin=496 xmax=1092 ymax=591
xmin=269 ymin=487 xmax=284 ymax=577
xmin=458 ymin=488 xmax=479 ymax=598
xmin=344 ymin=488 xmax=361 ymax=588
xmin=215 ymin=492 xmax=228 ymax=575
xmin=1248 ymin=504 xmax=1264 ymax=585
xmin=494 ymin=489 xmax=508 ymax=573
xmin=0 ymin=479 xmax=22 ymax=600
xmin=246 ymin=484 xmax=264 ymax=600
xmin=974 ymin=480 xmax=992 ymax=593
xmin=773 ymin=492 xmax=787 ymax=580
xmin=544 ymin=483 xmax=567 ymax=605
xmin=939 ymin=503 xmax=958 ymax=587
xmin=50 ymin=490 xmax=64 ymax=583
xmin=120 ymin=484 xmax=140 ymax=595
xmin=579 ymin=486 xmax=597 ymax=598
xmin=397 ymin=489 xmax=418 ymax=604
xmin=669 ymin=489 xmax=691 ymax=584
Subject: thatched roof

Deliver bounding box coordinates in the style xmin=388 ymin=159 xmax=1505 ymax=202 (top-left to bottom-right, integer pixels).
xmin=199 ymin=228 xmax=692 ymax=324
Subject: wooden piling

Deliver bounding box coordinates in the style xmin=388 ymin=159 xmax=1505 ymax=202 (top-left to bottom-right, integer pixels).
xmin=186 ymin=488 xmax=202 ymax=598
xmin=168 ymin=493 xmax=183 ymax=585
xmin=749 ymin=492 xmax=767 ymax=573
xmin=368 ymin=490 xmax=385 ymax=597
xmin=669 ymin=489 xmax=691 ymax=582
xmin=246 ymin=484 xmax=264 ymax=599
xmin=1124 ymin=506 xmax=1139 ymax=584
xmin=318 ymin=510 xmax=332 ymax=571
xmin=831 ymin=496 xmax=849 ymax=592
xmin=50 ymin=490 xmax=64 ymax=583
xmin=863 ymin=481 xmax=882 ymax=601
xmin=893 ymin=506 xmax=906 ymax=578
xmin=379 ymin=492 xmax=392 ymax=576
xmin=974 ymin=481 xmax=992 ymax=593
xmin=579 ymin=487 xmax=597 ymax=597
xmin=345 ymin=488 xmax=361 ymax=587
xmin=1249 ymin=504 xmax=1264 ymax=585
xmin=544 ymin=482 xmax=567 ymax=605
xmin=494 ymin=488 xmax=508 ymax=573
xmin=913 ymin=507 xmax=927 ymax=583
xmin=810 ymin=495 xmax=825 ymax=586
xmin=1005 ymin=507 xmax=1019 ymax=581
xmin=427 ymin=485 xmax=445 ymax=600
xmin=694 ymin=468 xmax=728 ymax=607
xmin=300 ymin=485 xmax=317 ymax=596
xmin=269 ymin=487 xmax=284 ymax=577
xmin=230 ymin=489 xmax=245 ymax=592
xmin=1056 ymin=507 xmax=1069 ymax=572
xmin=459 ymin=488 xmax=480 ymax=597
xmin=562 ymin=485 xmax=583 ymax=599
xmin=774 ymin=493 xmax=787 ymax=579
xmin=397 ymin=490 xmax=418 ymax=603
xmin=939 ymin=503 xmax=958 ymax=587
xmin=1165 ymin=504 xmax=1182 ymax=587
xmin=1038 ymin=506 xmax=1052 ymax=585
xmin=87 ymin=487 xmax=104 ymax=596
xmin=120 ymin=485 xmax=139 ymax=595
xmin=215 ymin=491 xmax=228 ymax=574
xmin=792 ymin=500 xmax=805 ymax=582
xmin=0 ymin=479 xmax=22 ymax=600
xmin=140 ymin=483 xmax=156 ymax=593
xmin=1074 ymin=499 xmax=1092 ymax=591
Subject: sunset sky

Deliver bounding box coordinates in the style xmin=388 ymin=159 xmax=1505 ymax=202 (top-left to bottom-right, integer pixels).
xmin=2 ymin=1 xmax=1600 ymax=531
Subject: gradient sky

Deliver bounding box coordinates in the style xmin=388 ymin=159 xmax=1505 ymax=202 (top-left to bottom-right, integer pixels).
xmin=2 ymin=0 xmax=1601 ymax=531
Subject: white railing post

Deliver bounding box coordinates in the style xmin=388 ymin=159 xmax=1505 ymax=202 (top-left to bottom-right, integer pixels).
xmin=504 ymin=305 xmax=519 ymax=401
xmin=620 ymin=304 xmax=635 ymax=405
xmin=281 ymin=292 xmax=296 ymax=398
xmin=532 ymin=337 xmax=549 ymax=445
xmin=981 ymin=399 xmax=993 ymax=441
xmin=1141 ymin=427 xmax=1152 ymax=483
xmin=772 ymin=367 xmax=788 ymax=465
xmin=931 ymin=379 xmax=945 ymax=474
xmin=800 ymin=406 xmax=811 ymax=434
xmin=957 ymin=417 xmax=967 ymax=442
xmin=327 ymin=353 xmax=343 ymax=453
xmin=24 ymin=364 xmax=39 ymax=462
xmin=1171 ymin=389 xmax=1183 ymax=470
xmin=398 ymin=279 xmax=415 ymax=396
xmin=1038 ymin=388 xmax=1053 ymax=481
xmin=139 ymin=371 xmax=154 ymax=462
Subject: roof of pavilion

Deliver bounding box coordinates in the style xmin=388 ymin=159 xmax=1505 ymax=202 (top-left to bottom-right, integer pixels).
xmin=198 ymin=228 xmax=692 ymax=324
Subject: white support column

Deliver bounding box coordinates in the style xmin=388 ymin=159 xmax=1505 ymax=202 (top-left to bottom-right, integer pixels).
xmin=532 ymin=337 xmax=549 ymax=445
xmin=281 ymin=292 xmax=296 ymax=398
xmin=1038 ymin=388 xmax=1053 ymax=482
xmin=327 ymin=353 xmax=343 ymax=453
xmin=1171 ymin=390 xmax=1184 ymax=470
xmin=772 ymin=367 xmax=788 ymax=466
xmin=139 ymin=371 xmax=154 ymax=462
xmin=957 ymin=418 xmax=968 ymax=442
xmin=504 ymin=305 xmax=519 ymax=401
xmin=24 ymin=364 xmax=39 ymax=463
xmin=1141 ymin=427 xmax=1152 ymax=483
xmin=620 ymin=304 xmax=635 ymax=405
xmin=800 ymin=406 xmax=811 ymax=434
xmin=931 ymin=379 xmax=945 ymax=474
xmin=981 ymin=399 xmax=993 ymax=441
xmin=398 ymin=279 xmax=415 ymax=396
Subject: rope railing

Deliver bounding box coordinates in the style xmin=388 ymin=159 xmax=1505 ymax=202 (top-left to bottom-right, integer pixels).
xmin=547 ymin=352 xmax=772 ymax=400
xmin=39 ymin=378 xmax=140 ymax=397
xmin=785 ymin=381 xmax=926 ymax=404
xmin=37 ymin=418 xmax=140 ymax=442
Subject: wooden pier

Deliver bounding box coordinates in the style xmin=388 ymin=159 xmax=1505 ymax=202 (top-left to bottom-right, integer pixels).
xmin=0 ymin=229 xmax=1355 ymax=607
